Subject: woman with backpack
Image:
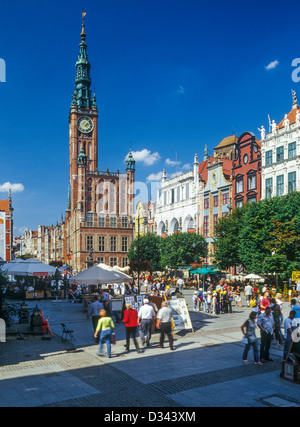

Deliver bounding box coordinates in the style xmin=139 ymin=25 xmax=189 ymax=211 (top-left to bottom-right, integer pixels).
xmin=241 ymin=312 xmax=263 ymax=365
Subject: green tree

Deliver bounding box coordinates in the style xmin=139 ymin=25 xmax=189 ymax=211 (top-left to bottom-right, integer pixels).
xmin=213 ymin=207 xmax=246 ymax=269
xmin=239 ymin=192 xmax=300 ymax=278
xmin=160 ymin=233 xmax=208 ymax=270
xmin=127 ymin=233 xmax=163 ymax=272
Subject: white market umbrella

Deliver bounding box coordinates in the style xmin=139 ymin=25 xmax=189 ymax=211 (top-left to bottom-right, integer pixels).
xmin=7 ymin=258 xmax=57 ymax=277
xmin=2 ymin=259 xmax=25 ymax=273
xmin=244 ymin=273 xmax=264 ymax=280
xmin=69 ymin=263 xmax=133 ymax=285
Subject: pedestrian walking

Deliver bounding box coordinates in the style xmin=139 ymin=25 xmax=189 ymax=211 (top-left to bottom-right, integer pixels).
xmin=234 ymin=286 xmax=242 ymax=308
xmin=257 ymin=306 xmax=275 ymax=363
xmin=156 ymin=301 xmax=174 ymax=350
xmin=244 ymin=282 xmax=253 ymax=307
xmin=123 ymin=303 xmax=141 ymax=353
xmin=193 ymin=291 xmax=198 ymax=311
xmin=87 ymin=295 xmax=104 ymax=342
xmin=138 ymin=298 xmax=155 ymax=347
xmin=272 ymin=303 xmax=283 ymax=348
xmin=94 ymin=309 xmax=115 ymax=358
xmin=241 ymin=312 xmax=263 ymax=365
xmin=260 ymin=290 xmax=271 ymax=313
xmin=291 ymin=298 xmax=300 ymax=326
xmin=177 ymin=277 xmax=184 ymax=291
xmin=283 ymin=310 xmax=297 ymax=360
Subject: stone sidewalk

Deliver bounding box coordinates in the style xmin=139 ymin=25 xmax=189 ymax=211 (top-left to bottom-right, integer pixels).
xmin=0 ymin=292 xmax=299 ymax=407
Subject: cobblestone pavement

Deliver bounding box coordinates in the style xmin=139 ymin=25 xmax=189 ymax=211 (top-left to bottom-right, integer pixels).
xmin=0 ymin=290 xmax=299 ymax=407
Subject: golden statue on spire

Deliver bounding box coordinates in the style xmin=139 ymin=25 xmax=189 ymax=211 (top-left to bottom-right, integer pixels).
xmin=81 ymin=10 xmax=87 ymax=39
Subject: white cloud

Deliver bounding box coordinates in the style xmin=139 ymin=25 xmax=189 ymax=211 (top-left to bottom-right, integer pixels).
xmin=265 ymin=60 xmax=279 ymax=70
xmin=146 ymin=171 xmax=163 ymax=183
xmin=177 ymin=85 xmax=185 ymax=95
xmin=0 ymin=182 xmax=25 ymax=193
xmin=126 ymin=149 xmax=161 ymax=166
xmin=182 ymin=163 xmax=192 ymax=171
xmin=166 ymin=158 xmax=182 ymax=167
xmin=18 ymin=226 xmax=29 ymax=235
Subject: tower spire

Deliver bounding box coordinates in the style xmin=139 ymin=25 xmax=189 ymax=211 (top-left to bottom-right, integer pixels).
xmin=72 ymin=11 xmax=93 ymax=109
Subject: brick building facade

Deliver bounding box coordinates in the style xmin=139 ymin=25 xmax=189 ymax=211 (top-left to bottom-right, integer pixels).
xmin=65 ymin=15 xmax=135 ymax=272
xmin=232 ymin=132 xmax=262 ymax=208
xmin=0 ymin=191 xmax=13 ymax=262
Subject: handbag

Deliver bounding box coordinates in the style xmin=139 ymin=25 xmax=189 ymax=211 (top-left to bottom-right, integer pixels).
xmin=242 ymin=337 xmax=248 ymax=345
xmin=248 ymin=335 xmax=257 ymax=344
xmin=110 ymin=333 xmax=116 ymax=345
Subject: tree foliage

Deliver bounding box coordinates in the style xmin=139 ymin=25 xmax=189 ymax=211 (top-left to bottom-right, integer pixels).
xmin=213 ymin=207 xmax=246 ymax=270
xmin=127 ymin=233 xmax=163 ymax=272
xmin=213 ymin=192 xmax=300 ymax=278
xmin=128 ymin=232 xmax=208 ymax=272
xmin=160 ymin=233 xmax=208 ymax=270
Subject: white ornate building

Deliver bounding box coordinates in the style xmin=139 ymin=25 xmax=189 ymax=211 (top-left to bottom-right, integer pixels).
xmin=261 ymin=91 xmax=300 ymax=199
xmin=155 ymin=152 xmax=213 ymax=236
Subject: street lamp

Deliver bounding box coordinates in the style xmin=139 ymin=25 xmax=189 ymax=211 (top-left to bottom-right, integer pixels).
xmin=227 ymin=198 xmax=232 ymax=213
xmin=132 ymin=213 xmax=148 ymax=294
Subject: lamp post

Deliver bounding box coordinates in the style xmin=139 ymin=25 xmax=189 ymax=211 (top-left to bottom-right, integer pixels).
xmin=134 ymin=213 xmax=148 ymax=295
xmin=227 ymin=198 xmax=232 ymax=213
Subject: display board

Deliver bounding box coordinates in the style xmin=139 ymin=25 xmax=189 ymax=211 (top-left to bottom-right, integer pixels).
xmin=167 ymin=297 xmax=193 ymax=332
xmin=124 ymin=294 xmax=145 ymax=311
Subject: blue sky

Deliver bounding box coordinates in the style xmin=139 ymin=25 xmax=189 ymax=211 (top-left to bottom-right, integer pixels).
xmin=1 ymin=0 xmax=300 ymax=234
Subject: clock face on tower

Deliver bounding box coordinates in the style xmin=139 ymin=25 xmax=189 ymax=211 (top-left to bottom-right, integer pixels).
xmin=77 ymin=116 xmax=94 ymax=134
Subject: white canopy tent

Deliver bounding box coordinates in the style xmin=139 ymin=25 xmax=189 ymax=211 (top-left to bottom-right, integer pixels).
xmin=5 ymin=258 xmax=57 ymax=277
xmin=69 ymin=263 xmax=133 ymax=286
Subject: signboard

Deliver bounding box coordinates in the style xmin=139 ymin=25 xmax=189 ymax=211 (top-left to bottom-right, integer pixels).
xmin=33 ymin=272 xmax=49 ymax=276
xmin=292 ymin=271 xmax=300 ymax=281
xmin=125 ymin=295 xmax=145 ymax=311
xmin=0 ymin=213 xmax=5 ymax=261
xmin=167 ymin=297 xmax=193 ymax=332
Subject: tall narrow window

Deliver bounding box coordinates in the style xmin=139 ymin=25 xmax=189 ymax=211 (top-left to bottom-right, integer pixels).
xmin=110 ymin=236 xmax=117 ymax=252
xmin=248 ymin=174 xmax=256 ymax=190
xmin=265 ymin=150 xmax=273 ymax=166
xmin=203 ymin=216 xmax=209 ymax=237
xmin=288 ymin=172 xmax=296 ymax=193
xmin=86 ymin=213 xmax=93 ymax=227
xmin=98 ymin=236 xmax=105 ymax=252
xmin=276 ymin=146 xmax=284 ymax=162
xmin=265 ymin=178 xmax=273 ymax=199
xmin=276 ymin=175 xmax=284 ymax=196
xmin=122 ymin=237 xmax=128 ymax=252
xmin=186 ymin=183 xmax=190 ymax=199
xmin=86 ymin=236 xmax=93 ymax=251
xmin=236 ymin=178 xmax=243 ymax=193
xmin=288 ymin=142 xmax=296 ymax=159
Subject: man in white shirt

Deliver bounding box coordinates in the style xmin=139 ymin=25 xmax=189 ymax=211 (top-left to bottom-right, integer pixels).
xmin=138 ymin=299 xmax=155 ymax=346
xmin=283 ymin=310 xmax=297 ymax=360
xmin=87 ymin=296 xmax=104 ymax=342
xmin=156 ymin=302 xmax=174 ymax=350
xmin=244 ymin=283 xmax=253 ymax=307
xmin=177 ymin=278 xmax=184 ymax=291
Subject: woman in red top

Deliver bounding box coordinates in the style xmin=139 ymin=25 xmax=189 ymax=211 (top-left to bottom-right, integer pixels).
xmin=123 ymin=303 xmax=141 ymax=353
xmin=260 ymin=291 xmax=270 ymax=313
xmin=40 ymin=312 xmax=55 ymax=337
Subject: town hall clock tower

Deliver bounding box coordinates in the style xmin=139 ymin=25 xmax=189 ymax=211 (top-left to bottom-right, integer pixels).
xmin=65 ymin=13 xmax=135 ymax=273
xmin=69 ymin=12 xmax=98 ymax=213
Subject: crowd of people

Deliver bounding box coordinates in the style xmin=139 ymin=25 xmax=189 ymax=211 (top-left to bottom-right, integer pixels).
xmin=240 ymin=284 xmax=300 ymax=366
xmin=88 ymin=295 xmax=175 ymax=358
